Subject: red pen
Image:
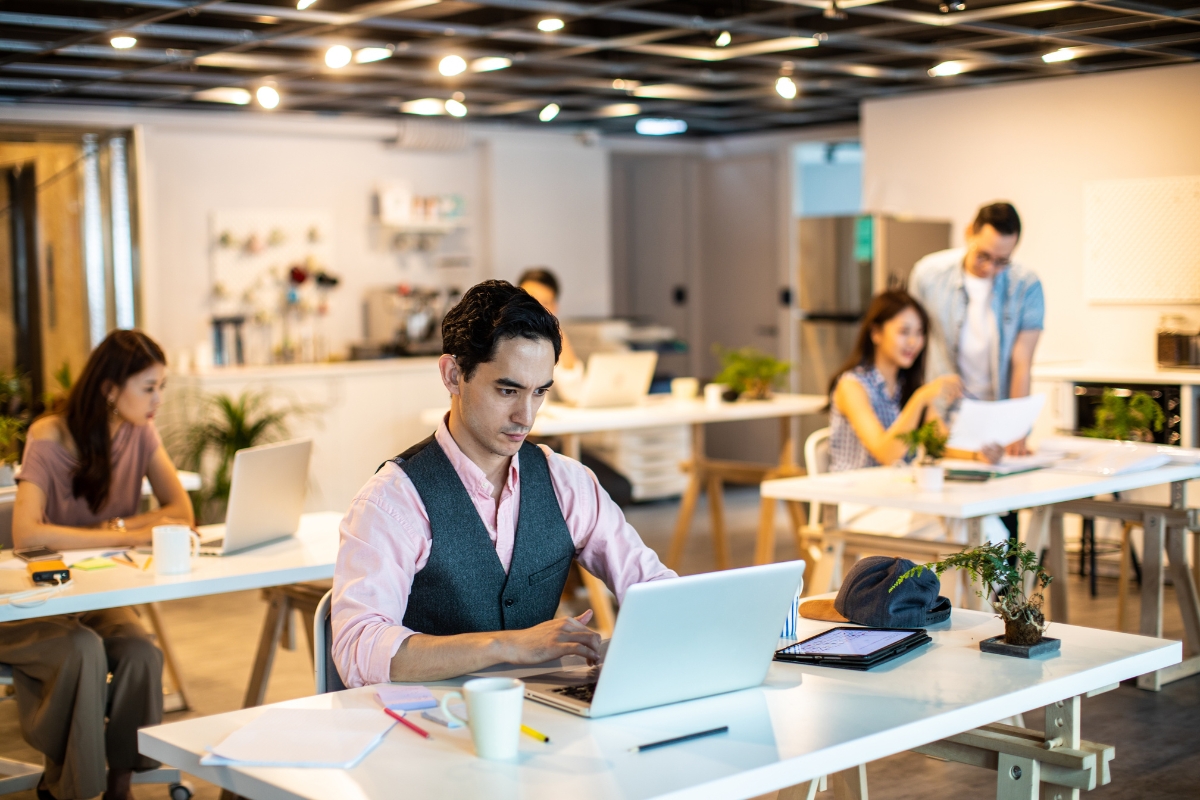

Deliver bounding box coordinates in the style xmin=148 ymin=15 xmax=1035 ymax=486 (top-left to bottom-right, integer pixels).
xmin=383 ymin=706 xmax=433 ymax=740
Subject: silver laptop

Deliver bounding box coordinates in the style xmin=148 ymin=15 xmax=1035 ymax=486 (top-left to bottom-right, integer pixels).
xmin=198 ymin=439 xmax=313 ymax=556
xmin=525 ymin=560 xmax=805 ymax=718
xmin=570 ymin=351 xmax=657 ymax=408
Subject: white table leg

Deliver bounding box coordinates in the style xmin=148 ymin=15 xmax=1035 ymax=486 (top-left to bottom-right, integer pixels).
xmin=996 ymin=753 xmax=1040 ymax=800
xmin=1048 ymin=512 xmax=1069 ymax=623
xmin=829 ymin=764 xmax=868 ymax=800
xmin=965 ymin=517 xmax=989 ymax=611
xmin=1024 ymin=506 xmax=1052 ymax=598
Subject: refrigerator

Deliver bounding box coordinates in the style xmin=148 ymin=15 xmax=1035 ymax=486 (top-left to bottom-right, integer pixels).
xmin=795 ymin=215 xmax=951 ymax=444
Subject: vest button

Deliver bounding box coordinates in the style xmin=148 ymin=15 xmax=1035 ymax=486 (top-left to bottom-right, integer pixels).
xmin=504 ymin=598 xmax=515 ymax=608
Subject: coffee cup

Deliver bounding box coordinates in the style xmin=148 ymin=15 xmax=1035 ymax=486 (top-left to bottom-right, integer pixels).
xmin=704 ymin=382 xmax=729 ymax=408
xmin=440 ymin=677 xmax=524 ymax=760
xmin=152 ymin=525 xmax=201 ymax=576
xmin=671 ymin=377 xmax=699 ymax=401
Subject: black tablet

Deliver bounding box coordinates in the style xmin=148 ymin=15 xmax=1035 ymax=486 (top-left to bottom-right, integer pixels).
xmin=774 ymin=627 xmax=931 ymax=670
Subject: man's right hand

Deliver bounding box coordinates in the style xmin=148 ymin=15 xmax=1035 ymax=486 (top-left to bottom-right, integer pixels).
xmin=496 ymin=611 xmax=602 ymax=666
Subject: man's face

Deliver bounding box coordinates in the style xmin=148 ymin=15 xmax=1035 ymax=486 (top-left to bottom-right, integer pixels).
xmin=963 ymin=224 xmax=1019 ymax=279
xmin=450 ymin=336 xmax=555 ymax=459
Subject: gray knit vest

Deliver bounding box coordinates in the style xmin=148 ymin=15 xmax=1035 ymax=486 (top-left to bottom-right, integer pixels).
xmin=384 ymin=435 xmax=575 ymax=636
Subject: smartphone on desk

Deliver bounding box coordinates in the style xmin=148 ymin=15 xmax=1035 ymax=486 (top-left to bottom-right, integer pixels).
xmin=15 ymin=545 xmax=63 ymax=563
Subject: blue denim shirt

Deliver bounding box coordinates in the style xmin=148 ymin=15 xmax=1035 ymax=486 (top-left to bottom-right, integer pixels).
xmin=908 ymin=248 xmax=1044 ymax=400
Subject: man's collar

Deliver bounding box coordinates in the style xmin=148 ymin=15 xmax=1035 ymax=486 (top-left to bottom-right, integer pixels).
xmin=436 ymin=413 xmax=519 ymax=495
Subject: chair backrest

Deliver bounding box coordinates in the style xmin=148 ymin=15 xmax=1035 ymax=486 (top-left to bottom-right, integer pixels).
xmin=804 ymin=427 xmax=832 ymax=528
xmin=314 ymin=589 xmax=347 ymax=694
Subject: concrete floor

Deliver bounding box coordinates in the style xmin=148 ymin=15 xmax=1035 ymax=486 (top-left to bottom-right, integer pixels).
xmin=1 ymin=486 xmax=1196 ymax=799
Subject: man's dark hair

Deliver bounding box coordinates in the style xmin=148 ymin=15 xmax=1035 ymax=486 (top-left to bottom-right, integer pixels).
xmin=517 ymin=267 xmax=560 ymax=299
xmin=442 ymin=280 xmax=563 ymax=380
xmin=971 ymin=202 xmax=1021 ymax=238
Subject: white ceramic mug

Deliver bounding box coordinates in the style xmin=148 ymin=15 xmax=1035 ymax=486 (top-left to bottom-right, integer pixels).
xmin=441 ymin=678 xmax=524 ymax=760
xmin=704 ymin=382 xmax=728 ymax=408
xmin=153 ymin=525 xmax=201 ymax=576
xmin=671 ymin=377 xmax=699 ymax=401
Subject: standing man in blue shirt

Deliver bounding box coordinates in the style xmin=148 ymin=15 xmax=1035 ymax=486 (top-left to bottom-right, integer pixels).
xmin=908 ymin=202 xmax=1044 ymax=456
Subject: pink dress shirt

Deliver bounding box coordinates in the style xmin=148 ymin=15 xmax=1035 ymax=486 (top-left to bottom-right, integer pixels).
xmin=332 ymin=419 xmax=677 ymax=687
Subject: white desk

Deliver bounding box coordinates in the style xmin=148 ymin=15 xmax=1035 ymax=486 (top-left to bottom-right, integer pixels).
xmin=138 ymin=608 xmax=1179 ymax=800
xmin=0 ymin=511 xmax=341 ymax=623
xmin=761 ymin=462 xmax=1200 ymax=689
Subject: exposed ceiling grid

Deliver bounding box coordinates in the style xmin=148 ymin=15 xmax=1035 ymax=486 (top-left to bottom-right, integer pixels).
xmin=0 ymin=0 xmax=1196 ymax=135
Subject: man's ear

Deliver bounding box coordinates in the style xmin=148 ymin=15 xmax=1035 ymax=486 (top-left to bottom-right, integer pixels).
xmin=438 ymin=354 xmax=462 ymax=397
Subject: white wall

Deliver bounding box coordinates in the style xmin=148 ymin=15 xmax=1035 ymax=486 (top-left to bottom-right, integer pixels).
xmin=0 ymin=106 xmax=614 ymax=359
xmin=862 ymin=62 xmax=1200 ymax=369
xmin=487 ymin=130 xmax=611 ymax=320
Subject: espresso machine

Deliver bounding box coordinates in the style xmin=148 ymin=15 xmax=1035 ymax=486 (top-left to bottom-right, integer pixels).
xmin=355 ymin=285 xmax=462 ymax=358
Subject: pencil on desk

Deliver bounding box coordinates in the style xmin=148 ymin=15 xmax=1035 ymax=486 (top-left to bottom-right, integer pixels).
xmin=112 ymin=552 xmax=138 ymax=569
xmin=142 ymin=556 xmax=153 ymax=571
xmin=521 ymin=724 xmax=550 ymax=743
xmin=383 ymin=707 xmax=433 ymax=740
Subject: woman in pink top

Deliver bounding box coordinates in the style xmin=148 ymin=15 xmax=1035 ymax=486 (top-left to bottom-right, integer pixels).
xmin=0 ymin=330 xmax=193 ymax=800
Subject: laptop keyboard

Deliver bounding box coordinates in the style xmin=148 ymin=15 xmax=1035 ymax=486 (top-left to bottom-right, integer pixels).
xmin=552 ymin=682 xmax=598 ymax=704
xmin=202 ymin=538 xmax=223 ymax=549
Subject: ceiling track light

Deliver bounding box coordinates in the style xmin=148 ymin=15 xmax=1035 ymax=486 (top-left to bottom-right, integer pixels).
xmin=938 ymin=1 xmax=966 ymax=11
xmin=110 ymin=34 xmax=137 ymax=49
xmin=775 ymin=76 xmax=798 ymax=99
xmin=355 ymin=46 xmax=392 ymax=64
xmin=325 ymin=45 xmax=351 ymax=68
xmin=823 ymin=0 xmax=847 ymax=21
xmin=928 ymin=60 xmax=965 ymax=77
xmin=444 ymin=98 xmax=467 ymax=117
xmin=471 ymin=56 xmax=512 ymax=72
xmin=296 ymin=0 xmax=318 ymax=8
xmin=439 ymin=54 xmax=467 ymax=76
xmin=715 ymin=31 xmax=732 ymax=47
xmin=538 ymin=18 xmax=565 ymax=32
xmin=1042 ymin=47 xmax=1078 ymax=63
xmin=539 ymin=103 xmax=560 ymax=122
xmin=256 ymin=85 xmax=280 ymax=109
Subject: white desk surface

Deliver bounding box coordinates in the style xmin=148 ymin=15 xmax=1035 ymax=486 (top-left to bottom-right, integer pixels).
xmin=421 ymin=394 xmax=828 ymax=437
xmin=138 ymin=608 xmax=1178 ymax=800
xmin=0 ymin=511 xmax=341 ymax=622
xmin=0 ymin=470 xmax=203 ymax=505
xmin=761 ymin=463 xmax=1200 ymax=519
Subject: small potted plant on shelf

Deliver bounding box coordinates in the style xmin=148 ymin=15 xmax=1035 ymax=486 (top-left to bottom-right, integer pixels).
xmin=712 ymin=346 xmax=790 ymax=401
xmin=891 ymin=538 xmax=1057 ymax=657
xmin=897 ymin=420 xmax=948 ymax=491
xmin=1082 ymin=388 xmax=1164 ymax=442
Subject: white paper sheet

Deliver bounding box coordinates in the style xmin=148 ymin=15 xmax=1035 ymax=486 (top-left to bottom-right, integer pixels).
xmin=199 ymin=709 xmax=396 ymax=768
xmin=947 ymin=395 xmax=1046 ymax=451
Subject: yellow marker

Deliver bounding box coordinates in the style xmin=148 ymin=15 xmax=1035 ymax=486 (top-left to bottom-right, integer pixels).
xmin=142 ymin=556 xmax=154 ymax=571
xmin=521 ymin=724 xmax=550 ymax=744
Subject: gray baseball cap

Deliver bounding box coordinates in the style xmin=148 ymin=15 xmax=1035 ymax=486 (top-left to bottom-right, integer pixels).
xmin=800 ymin=556 xmax=951 ymax=628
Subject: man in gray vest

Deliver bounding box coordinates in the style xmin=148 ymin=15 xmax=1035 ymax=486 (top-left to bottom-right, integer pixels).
xmin=332 ymin=280 xmax=676 ymax=686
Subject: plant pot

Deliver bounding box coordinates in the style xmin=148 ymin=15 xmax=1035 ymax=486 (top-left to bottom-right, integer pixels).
xmin=1004 ymin=617 xmax=1044 ymax=646
xmin=913 ymin=463 xmax=944 ymax=492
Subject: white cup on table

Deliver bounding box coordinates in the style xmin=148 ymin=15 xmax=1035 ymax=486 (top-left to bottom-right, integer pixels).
xmin=671 ymin=377 xmax=699 ymax=400
xmin=152 ymin=525 xmax=200 ymax=576
xmin=440 ymin=677 xmax=524 ymax=760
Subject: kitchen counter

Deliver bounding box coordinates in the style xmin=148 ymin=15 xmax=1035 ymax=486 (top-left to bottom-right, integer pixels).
xmin=1032 ymin=361 xmax=1200 ymax=385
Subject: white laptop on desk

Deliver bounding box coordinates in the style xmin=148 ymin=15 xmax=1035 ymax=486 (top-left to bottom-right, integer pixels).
xmin=524 ymin=560 xmax=804 ymax=718
xmin=198 ymin=439 xmax=313 ymax=556
xmin=566 ymin=351 xmax=657 ymax=408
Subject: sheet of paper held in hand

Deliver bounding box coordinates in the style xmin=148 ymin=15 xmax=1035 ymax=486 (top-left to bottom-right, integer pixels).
xmin=947 ymin=395 xmax=1046 ymax=451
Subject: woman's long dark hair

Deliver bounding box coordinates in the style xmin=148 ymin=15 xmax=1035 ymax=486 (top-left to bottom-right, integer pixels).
xmin=65 ymin=330 xmax=166 ymax=513
xmin=827 ymin=290 xmax=929 ymax=407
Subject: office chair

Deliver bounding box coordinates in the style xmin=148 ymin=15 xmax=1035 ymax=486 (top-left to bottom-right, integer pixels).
xmin=314 ymin=590 xmax=347 ymax=695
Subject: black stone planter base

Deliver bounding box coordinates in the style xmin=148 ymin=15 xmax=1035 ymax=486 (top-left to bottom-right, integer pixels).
xmin=979 ymin=635 xmax=1061 ymax=658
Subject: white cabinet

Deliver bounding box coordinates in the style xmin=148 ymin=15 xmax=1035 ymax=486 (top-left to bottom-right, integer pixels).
xmin=581 ymin=425 xmax=690 ymax=501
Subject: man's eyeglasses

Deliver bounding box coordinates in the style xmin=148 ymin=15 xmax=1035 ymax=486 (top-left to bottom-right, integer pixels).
xmin=972 ymin=250 xmax=1012 ymax=269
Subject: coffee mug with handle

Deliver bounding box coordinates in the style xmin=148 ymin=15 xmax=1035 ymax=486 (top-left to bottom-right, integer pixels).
xmin=440 ymin=677 xmax=524 ymax=760
xmin=152 ymin=524 xmax=201 ymax=576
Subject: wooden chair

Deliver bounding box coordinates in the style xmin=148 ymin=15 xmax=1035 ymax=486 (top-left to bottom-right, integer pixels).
xmin=242 ymin=581 xmax=330 ymax=708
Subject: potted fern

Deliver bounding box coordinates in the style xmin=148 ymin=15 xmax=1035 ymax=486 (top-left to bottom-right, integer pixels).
xmin=897 ymin=420 xmax=948 ymax=491
xmin=892 ymin=538 xmax=1056 ymax=656
xmin=183 ymin=391 xmax=297 ymax=522
xmin=712 ymin=346 xmax=790 ymax=400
